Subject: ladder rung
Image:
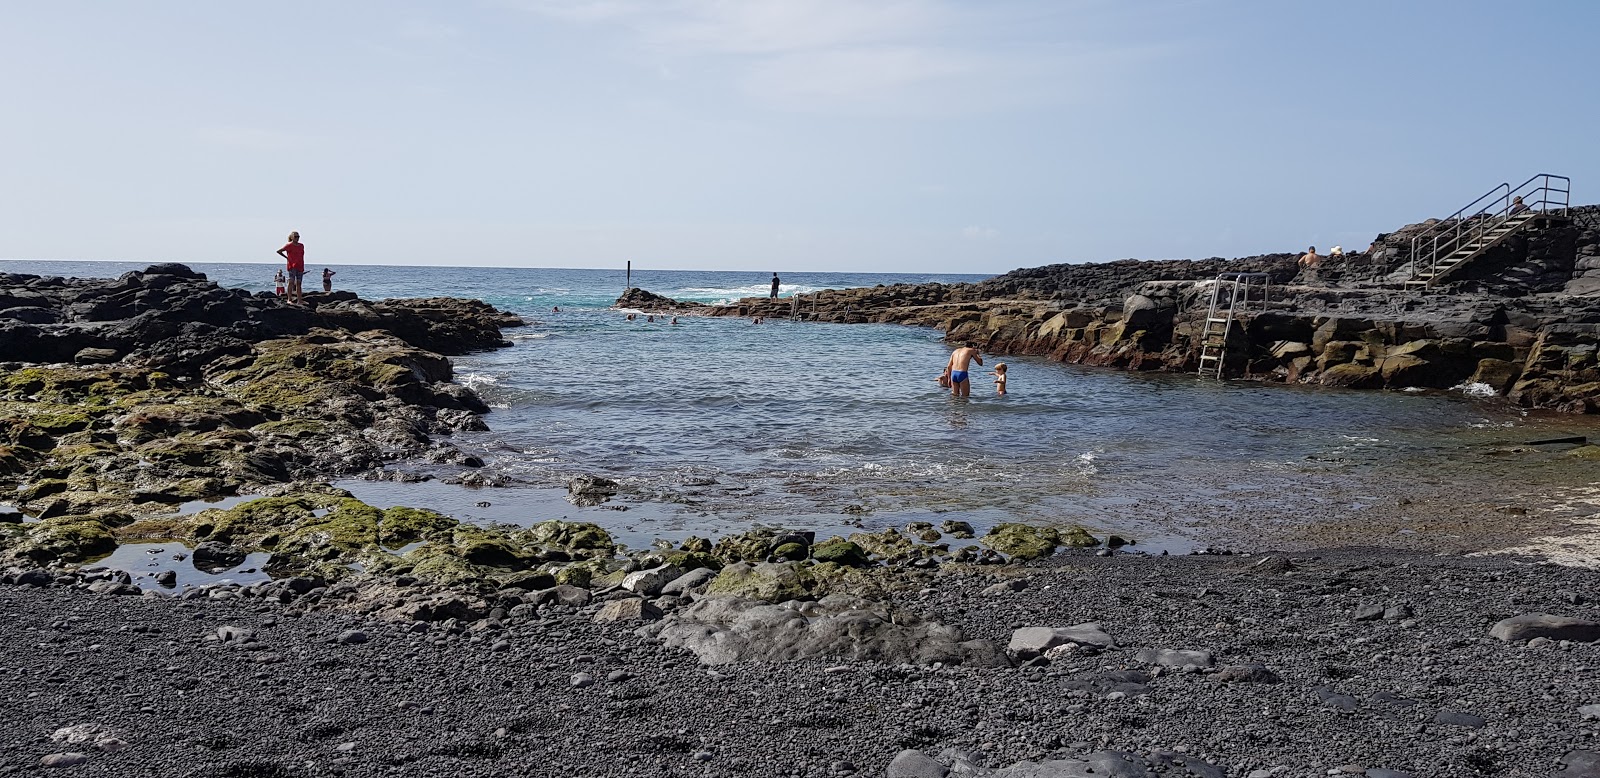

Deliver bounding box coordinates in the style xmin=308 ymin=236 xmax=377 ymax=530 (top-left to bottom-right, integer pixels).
xmin=1207 ymin=317 xmax=1229 ymax=323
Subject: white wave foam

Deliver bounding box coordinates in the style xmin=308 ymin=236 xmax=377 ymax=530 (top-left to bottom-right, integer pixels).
xmin=459 ymin=372 xmax=501 ymax=390
xmin=510 ymin=332 xmax=550 ymax=340
xmin=1453 ymin=381 xmax=1498 ymax=398
xmin=675 ymin=284 xmax=825 ymax=302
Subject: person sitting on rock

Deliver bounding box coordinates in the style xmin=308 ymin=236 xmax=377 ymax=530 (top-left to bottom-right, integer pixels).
xmin=1511 ymin=195 xmax=1531 ymax=215
xmin=1298 ymin=245 xmax=1321 ymax=285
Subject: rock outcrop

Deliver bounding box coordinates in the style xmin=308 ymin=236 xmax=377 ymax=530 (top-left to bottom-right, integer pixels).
xmin=0 ymin=265 xmax=524 ymax=540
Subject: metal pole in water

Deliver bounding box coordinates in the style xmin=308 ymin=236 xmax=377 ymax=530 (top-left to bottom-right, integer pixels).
xmin=626 ymin=260 xmax=632 ymax=292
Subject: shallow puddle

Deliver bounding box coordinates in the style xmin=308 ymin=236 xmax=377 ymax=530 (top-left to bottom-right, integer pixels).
xmin=85 ymin=540 xmax=273 ymax=589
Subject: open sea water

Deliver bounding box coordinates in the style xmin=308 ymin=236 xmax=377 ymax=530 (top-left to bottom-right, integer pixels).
xmin=7 ymin=259 xmax=1600 ymax=559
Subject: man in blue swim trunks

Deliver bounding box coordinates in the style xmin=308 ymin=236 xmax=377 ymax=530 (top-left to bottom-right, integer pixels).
xmin=945 ymin=344 xmax=984 ymax=397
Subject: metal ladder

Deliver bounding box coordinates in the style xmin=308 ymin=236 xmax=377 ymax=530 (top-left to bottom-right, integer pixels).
xmin=1406 ymin=173 xmax=1570 ymax=288
xmin=1197 ymin=273 xmax=1270 ymax=379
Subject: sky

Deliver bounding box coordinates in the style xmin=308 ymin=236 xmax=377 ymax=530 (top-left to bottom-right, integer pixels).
xmin=1 ymin=1 xmax=1596 ymax=273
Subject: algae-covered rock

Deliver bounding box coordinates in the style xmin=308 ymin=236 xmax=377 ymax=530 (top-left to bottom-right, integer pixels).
xmin=939 ymin=519 xmax=976 ymax=539
xmin=1568 ymin=445 xmax=1600 ymax=461
xmin=6 ymin=517 xmax=117 ymax=563
xmin=810 ymin=537 xmax=870 ymax=567
xmin=401 ymin=524 xmax=539 ymax=585
xmin=981 ymin=523 xmax=1100 ymax=560
xmin=712 ymin=527 xmax=779 ymax=563
xmin=526 ymin=520 xmax=614 ymax=558
xmin=706 ymin=561 xmax=814 ymax=603
xmin=553 ymin=561 xmax=600 ymax=588
xmin=848 ymin=528 xmax=916 ymax=561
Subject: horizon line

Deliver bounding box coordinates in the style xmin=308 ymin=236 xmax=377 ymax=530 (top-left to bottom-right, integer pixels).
xmin=0 ymin=257 xmax=1003 ymax=275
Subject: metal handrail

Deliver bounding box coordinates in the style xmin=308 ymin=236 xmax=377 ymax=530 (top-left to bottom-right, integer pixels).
xmin=1408 ymin=173 xmax=1570 ymax=282
xmin=1197 ymin=272 xmax=1271 ymax=379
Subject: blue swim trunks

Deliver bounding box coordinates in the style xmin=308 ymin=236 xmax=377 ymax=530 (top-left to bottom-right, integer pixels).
xmin=950 ymin=370 xmax=968 ymax=383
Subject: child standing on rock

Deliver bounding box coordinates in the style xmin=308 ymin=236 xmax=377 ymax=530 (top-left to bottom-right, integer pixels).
xmin=273 ymin=269 xmax=286 ymax=296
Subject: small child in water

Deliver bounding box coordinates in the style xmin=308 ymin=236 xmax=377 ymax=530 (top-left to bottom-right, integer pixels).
xmin=990 ymin=363 xmax=1008 ymax=395
xmin=936 ymin=366 xmax=952 ymax=389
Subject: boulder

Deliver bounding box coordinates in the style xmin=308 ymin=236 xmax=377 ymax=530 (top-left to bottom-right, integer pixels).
xmin=705 ymin=562 xmax=812 ymax=603
xmin=528 ymin=584 xmax=592 ymax=607
xmin=620 ymin=564 xmax=685 ymax=597
xmin=649 ymin=594 xmax=1007 ymax=667
xmin=810 ymin=538 xmax=870 ymax=567
xmin=887 ymin=750 xmax=949 ymax=778
xmin=1490 ymin=613 xmax=1600 ymax=643
xmin=191 ymin=541 xmax=247 ymax=572
xmin=659 ymin=567 xmax=717 ymax=596
xmin=594 ymin=598 xmax=663 ymax=623
xmin=1007 ymin=623 xmax=1115 ymax=657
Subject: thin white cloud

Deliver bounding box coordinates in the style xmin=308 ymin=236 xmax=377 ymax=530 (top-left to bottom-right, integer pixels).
xmin=503 ymin=0 xmax=1166 ymax=114
xmin=962 ymin=225 xmax=999 ymax=240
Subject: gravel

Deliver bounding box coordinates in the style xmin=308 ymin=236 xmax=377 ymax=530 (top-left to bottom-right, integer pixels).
xmin=3 ymin=548 xmax=1599 ymax=776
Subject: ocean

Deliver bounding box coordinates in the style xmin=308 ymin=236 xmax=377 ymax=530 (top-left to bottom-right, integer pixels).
xmin=6 ymin=259 xmax=1600 ymax=556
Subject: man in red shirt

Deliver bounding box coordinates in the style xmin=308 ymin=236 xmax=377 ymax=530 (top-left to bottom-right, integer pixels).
xmin=276 ymin=231 xmax=306 ymax=305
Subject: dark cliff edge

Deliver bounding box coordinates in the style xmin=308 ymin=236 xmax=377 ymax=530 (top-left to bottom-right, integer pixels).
xmin=697 ymin=206 xmax=1600 ymax=413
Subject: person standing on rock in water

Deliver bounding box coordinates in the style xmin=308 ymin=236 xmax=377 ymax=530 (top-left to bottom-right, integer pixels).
xmin=321 ymin=268 xmax=336 ymax=292
xmin=276 ymin=232 xmax=305 ymax=305
xmin=1298 ymin=245 xmax=1321 ymax=285
xmin=945 ymin=344 xmax=984 ymax=398
xmin=770 ymin=272 xmax=781 ymax=300
xmin=273 ymin=269 xmax=285 ymax=297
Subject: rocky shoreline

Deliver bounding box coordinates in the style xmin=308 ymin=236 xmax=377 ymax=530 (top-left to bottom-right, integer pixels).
xmin=5 ymin=264 xmax=1600 ymax=776
xmin=689 ymin=207 xmax=1600 ymax=413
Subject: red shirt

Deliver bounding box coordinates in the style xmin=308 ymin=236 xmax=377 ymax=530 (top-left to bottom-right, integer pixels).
xmin=281 ymin=242 xmax=305 ymax=271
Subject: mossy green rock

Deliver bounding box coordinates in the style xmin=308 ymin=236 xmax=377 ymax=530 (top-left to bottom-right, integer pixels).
xmin=771 ymin=542 xmax=808 ymax=561
xmin=554 ymin=562 xmax=598 ymax=587
xmin=9 ymin=517 xmax=117 ymax=563
xmin=810 ymin=537 xmax=870 ymax=567
xmin=526 ymin=520 xmax=615 ymax=557
xmin=711 ymin=528 xmax=778 ymax=562
xmin=706 ymin=561 xmax=813 ymax=603
xmin=848 ymin=528 xmax=914 ymax=561
xmin=981 ymin=523 xmax=1099 ymax=559
xmin=1568 ymin=445 xmax=1600 ymax=461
